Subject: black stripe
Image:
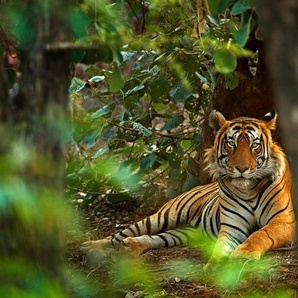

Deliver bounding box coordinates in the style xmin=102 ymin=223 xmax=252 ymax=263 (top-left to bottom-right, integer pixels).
xmin=220 ymin=183 xmax=254 ymax=215
xmin=146 ymin=217 xmax=152 ymax=235
xmin=157 ymin=198 xmax=177 ymax=226
xmin=234 ymin=120 xmax=259 ymax=129
xmin=220 ymin=203 xmax=250 ymax=224
xmin=174 ymin=227 xmax=195 ymax=241
xmin=160 ymin=208 xmax=170 ymax=233
xmin=210 ymin=213 xmax=217 ymax=235
xmin=112 ymin=235 xmax=122 ymax=244
xmin=185 ymin=187 xmax=217 ymax=223
xmin=187 ymin=202 xmax=201 ymax=222
xmin=253 ymin=179 xmax=273 ymax=211
xmin=245 ymin=125 xmax=258 ymax=131
xmin=176 ymin=192 xmax=201 ymax=225
xmin=232 ymin=125 xmax=241 ymax=131
xmin=201 ymin=199 xmax=216 ymax=229
xmin=216 ymin=207 xmax=220 ymax=231
xmin=226 ymin=233 xmax=242 ymax=247
xmin=266 ymin=199 xmax=291 ymax=224
xmin=193 ymin=214 xmax=202 ymax=227
xmin=186 ymin=191 xmax=213 ymax=221
xmin=119 ymin=231 xmax=128 ymax=238
xmin=127 ymin=227 xmax=137 ymax=236
xmin=175 ymin=193 xmax=191 ymax=210
xmin=134 ymin=223 xmax=141 ymax=235
xmin=259 ymin=185 xmax=284 ymax=221
xmin=167 ymin=232 xmax=183 ymax=245
xmin=158 ymin=234 xmax=169 ymax=247
xmin=221 ymin=223 xmax=249 ymax=238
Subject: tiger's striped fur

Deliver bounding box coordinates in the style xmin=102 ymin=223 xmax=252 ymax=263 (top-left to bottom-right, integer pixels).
xmin=83 ymin=110 xmax=295 ymax=264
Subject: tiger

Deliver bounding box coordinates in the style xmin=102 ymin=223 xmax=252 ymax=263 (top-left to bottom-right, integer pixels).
xmin=82 ymin=110 xmax=295 ymax=267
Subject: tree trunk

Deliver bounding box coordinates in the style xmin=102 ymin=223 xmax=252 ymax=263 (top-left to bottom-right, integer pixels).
xmin=0 ymin=1 xmax=73 ymax=295
xmin=257 ymin=0 xmax=298 ymax=241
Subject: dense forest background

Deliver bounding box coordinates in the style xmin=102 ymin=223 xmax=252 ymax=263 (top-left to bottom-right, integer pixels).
xmin=0 ymin=0 xmax=297 ymax=297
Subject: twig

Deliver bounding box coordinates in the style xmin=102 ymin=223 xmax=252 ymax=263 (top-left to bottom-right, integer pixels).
xmin=105 ymin=119 xmax=199 ymax=138
xmin=86 ymin=264 xmax=104 ymax=279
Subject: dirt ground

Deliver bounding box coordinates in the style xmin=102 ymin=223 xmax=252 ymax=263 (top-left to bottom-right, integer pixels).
xmin=66 ymin=198 xmax=298 ymax=298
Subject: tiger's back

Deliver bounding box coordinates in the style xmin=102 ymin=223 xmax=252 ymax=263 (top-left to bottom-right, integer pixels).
xmin=83 ymin=110 xmax=295 ymax=265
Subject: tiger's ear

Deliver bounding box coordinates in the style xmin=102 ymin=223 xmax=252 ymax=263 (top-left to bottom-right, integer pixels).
xmin=261 ymin=110 xmax=277 ymax=130
xmin=209 ymin=110 xmax=227 ymax=135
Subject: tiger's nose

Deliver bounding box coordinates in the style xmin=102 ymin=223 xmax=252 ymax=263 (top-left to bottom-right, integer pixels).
xmin=235 ymin=166 xmax=249 ymax=174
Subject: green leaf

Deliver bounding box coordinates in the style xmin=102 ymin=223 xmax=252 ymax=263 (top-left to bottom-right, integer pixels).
xmin=100 ymin=126 xmax=116 ymax=141
xmin=169 ymin=154 xmax=181 ymax=169
xmin=160 ymin=114 xmax=183 ymax=131
xmin=70 ymin=8 xmax=91 ymax=39
xmin=179 ymin=36 xmax=193 ymax=49
xmin=68 ymin=77 xmax=86 ymax=93
xmin=92 ymin=146 xmax=109 ymax=159
xmin=66 ymin=160 xmax=83 ymax=175
xmin=177 ymin=52 xmax=201 ymax=72
xmin=108 ymin=62 xmax=125 ymax=92
xmin=231 ymin=0 xmax=251 ymax=14
xmin=132 ymin=122 xmax=152 ymax=137
xmin=149 ymin=65 xmax=160 ymax=76
xmin=181 ymin=140 xmax=192 ymax=150
xmin=182 ymin=171 xmax=201 ymax=192
xmin=217 ymin=0 xmax=235 ymax=14
xmin=148 ymin=76 xmax=170 ymax=99
xmin=224 ymin=73 xmax=240 ymax=90
xmin=91 ymin=105 xmax=111 ymax=118
xmin=233 ymin=22 xmax=250 ymax=47
xmin=85 ymin=65 xmax=104 ymax=78
xmin=65 ymin=173 xmax=80 ymax=187
xmin=187 ymin=157 xmax=200 ymax=177
xmin=140 ymin=154 xmax=157 ymax=171
xmin=89 ymin=75 xmax=105 ymax=83
xmin=78 ymin=166 xmax=94 ymax=180
xmin=214 ymin=48 xmax=237 ymax=74
xmin=207 ymin=0 xmax=219 ymax=15
xmin=85 ymin=180 xmax=101 ymax=192
xmin=85 ymin=130 xmax=101 ymax=147
xmin=169 ymin=85 xmax=192 ymax=102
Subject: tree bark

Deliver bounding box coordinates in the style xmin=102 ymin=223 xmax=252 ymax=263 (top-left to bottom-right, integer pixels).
xmin=257 ymin=0 xmax=298 ymax=241
xmin=0 ymin=1 xmax=73 ymax=295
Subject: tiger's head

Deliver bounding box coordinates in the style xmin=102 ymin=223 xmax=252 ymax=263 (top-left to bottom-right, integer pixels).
xmin=204 ymin=110 xmax=286 ymax=188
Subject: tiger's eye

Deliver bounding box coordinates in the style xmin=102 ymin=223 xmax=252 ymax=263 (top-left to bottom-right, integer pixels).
xmin=251 ymin=142 xmax=260 ymax=149
xmin=227 ymin=140 xmax=235 ymax=148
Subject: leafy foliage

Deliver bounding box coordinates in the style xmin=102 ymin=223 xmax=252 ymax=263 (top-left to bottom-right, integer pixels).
xmin=67 ymin=0 xmax=257 ymax=204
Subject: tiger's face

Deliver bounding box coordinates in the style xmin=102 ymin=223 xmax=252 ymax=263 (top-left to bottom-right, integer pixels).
xmin=205 ymin=111 xmax=285 ymax=188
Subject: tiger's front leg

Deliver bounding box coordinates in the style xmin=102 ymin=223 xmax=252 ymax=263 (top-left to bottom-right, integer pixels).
xmin=122 ymin=226 xmax=198 ymax=255
xmin=230 ymin=219 xmax=295 ymax=259
xmin=204 ymin=233 xmax=236 ymax=270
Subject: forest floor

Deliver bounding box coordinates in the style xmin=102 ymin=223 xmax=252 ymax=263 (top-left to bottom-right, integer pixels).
xmin=66 ymin=198 xmax=298 ymax=298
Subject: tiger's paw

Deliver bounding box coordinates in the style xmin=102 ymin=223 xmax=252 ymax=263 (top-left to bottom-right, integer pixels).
xmin=230 ymin=246 xmax=262 ymax=260
xmin=81 ymin=237 xmax=119 ymax=263
xmin=122 ymin=237 xmax=151 ymax=256
xmin=203 ymin=256 xmax=228 ymax=273
xmin=81 ymin=237 xmax=113 ymax=253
